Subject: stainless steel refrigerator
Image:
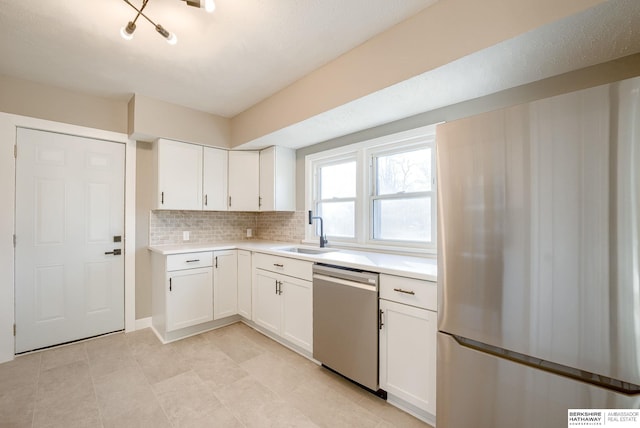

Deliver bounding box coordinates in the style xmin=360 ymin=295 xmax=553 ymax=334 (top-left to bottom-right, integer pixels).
xmin=436 ymin=77 xmax=640 ymax=427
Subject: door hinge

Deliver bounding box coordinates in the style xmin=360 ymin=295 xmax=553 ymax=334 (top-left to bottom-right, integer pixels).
xmin=13 ymin=324 xmax=16 ymax=336
xmin=13 ymin=234 xmax=16 ymax=247
xmin=14 ymin=145 xmax=17 ymax=158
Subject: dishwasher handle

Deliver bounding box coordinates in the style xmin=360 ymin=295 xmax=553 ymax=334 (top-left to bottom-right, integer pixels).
xmin=313 ymin=273 xmax=377 ymax=292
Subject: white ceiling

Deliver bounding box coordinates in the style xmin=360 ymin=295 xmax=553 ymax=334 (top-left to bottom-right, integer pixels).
xmin=0 ymin=0 xmax=436 ymax=118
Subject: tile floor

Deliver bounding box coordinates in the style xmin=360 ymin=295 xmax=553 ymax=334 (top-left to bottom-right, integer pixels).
xmin=0 ymin=322 xmax=433 ymax=428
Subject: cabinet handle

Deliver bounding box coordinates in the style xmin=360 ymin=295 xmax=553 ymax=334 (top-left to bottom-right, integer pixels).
xmin=205 ymin=194 xmax=208 ymax=206
xmin=215 ymin=256 xmax=218 ymax=268
xmin=186 ymin=259 xmax=200 ymax=263
xmin=228 ymin=196 xmax=232 ymax=207
xmin=169 ymin=277 xmax=172 ymax=292
xmin=393 ymin=288 xmax=415 ymax=295
xmin=379 ymin=309 xmax=384 ymax=330
xmin=278 ymin=280 xmax=283 ymax=295
xmin=274 ymin=279 xmax=278 ymax=295
xmin=273 ymin=263 xmax=284 ymax=268
xmin=161 ymin=191 xmax=164 ymax=205
xmin=259 ymin=196 xmax=262 ymax=207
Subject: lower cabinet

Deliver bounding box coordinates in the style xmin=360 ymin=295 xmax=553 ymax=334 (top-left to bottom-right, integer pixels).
xmin=379 ymin=274 xmax=437 ymax=419
xmin=237 ymin=250 xmax=252 ymax=319
xmin=152 ymin=251 xmax=215 ymax=339
xmin=213 ymin=250 xmax=238 ymax=320
xmin=254 ymin=268 xmax=313 ymax=352
xmin=167 ymin=267 xmax=213 ymax=331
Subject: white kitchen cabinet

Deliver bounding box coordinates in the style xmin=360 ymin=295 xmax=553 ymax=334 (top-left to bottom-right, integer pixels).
xmin=228 ymin=151 xmax=260 ymax=211
xmin=237 ymin=250 xmax=252 ymax=319
xmin=203 ymin=147 xmax=228 ymax=211
xmin=253 ymin=253 xmax=313 ymax=352
xmin=259 ymin=146 xmax=295 ymax=211
xmin=153 ymin=138 xmax=203 ymax=210
xmin=151 ymin=251 xmax=214 ymax=338
xmin=167 ymin=267 xmax=214 ymax=331
xmin=254 ymin=270 xmax=282 ymax=335
xmin=213 ymin=250 xmax=238 ymax=320
xmin=379 ymin=274 xmax=437 ymax=419
xmin=280 ymin=275 xmax=312 ymax=350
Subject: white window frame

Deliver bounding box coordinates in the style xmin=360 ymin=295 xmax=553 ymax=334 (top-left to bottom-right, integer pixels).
xmin=305 ymin=124 xmax=437 ymax=255
xmin=367 ymin=137 xmax=436 ymax=249
xmin=311 ymin=152 xmax=360 ymax=243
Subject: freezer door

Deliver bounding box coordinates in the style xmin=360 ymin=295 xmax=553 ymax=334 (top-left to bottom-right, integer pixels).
xmin=436 ymin=80 xmax=640 ymax=386
xmin=437 ymin=333 xmax=640 ymax=428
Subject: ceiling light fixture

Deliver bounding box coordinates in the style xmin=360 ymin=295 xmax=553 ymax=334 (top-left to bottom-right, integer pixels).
xmin=122 ymin=0 xmax=217 ymax=45
xmin=181 ymin=0 xmax=216 ymax=13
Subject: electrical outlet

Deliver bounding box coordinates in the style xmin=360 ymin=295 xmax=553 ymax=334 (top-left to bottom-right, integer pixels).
xmin=183 ymin=231 xmax=190 ymax=241
xmin=246 ymin=228 xmax=252 ymax=238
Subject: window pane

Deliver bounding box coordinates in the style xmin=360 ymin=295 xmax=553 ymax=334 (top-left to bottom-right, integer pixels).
xmin=376 ymin=148 xmax=431 ymax=195
xmin=318 ymin=201 xmax=355 ymax=238
xmin=320 ymin=161 xmax=356 ymax=199
xmin=374 ymin=197 xmax=431 ymax=242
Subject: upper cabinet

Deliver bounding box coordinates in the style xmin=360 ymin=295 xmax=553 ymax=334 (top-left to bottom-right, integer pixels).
xmin=153 ymin=139 xmax=295 ymax=212
xmin=153 ymin=138 xmax=203 ymax=210
xmin=259 ymin=146 xmax=295 ymax=212
xmin=228 ymin=151 xmax=260 ymax=211
xmin=203 ymin=147 xmax=228 ymax=211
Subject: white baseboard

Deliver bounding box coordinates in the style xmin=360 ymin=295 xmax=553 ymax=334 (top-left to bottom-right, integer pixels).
xmin=134 ymin=317 xmax=152 ymax=330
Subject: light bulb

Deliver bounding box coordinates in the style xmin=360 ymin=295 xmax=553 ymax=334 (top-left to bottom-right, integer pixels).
xmin=166 ymin=32 xmax=178 ymax=45
xmin=204 ymin=0 xmax=215 ymax=13
xmin=120 ymin=21 xmax=136 ymax=40
xmin=156 ymin=24 xmax=177 ymax=45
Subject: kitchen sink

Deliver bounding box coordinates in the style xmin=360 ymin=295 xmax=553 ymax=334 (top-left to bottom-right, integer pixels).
xmin=280 ymin=246 xmax=338 ymax=255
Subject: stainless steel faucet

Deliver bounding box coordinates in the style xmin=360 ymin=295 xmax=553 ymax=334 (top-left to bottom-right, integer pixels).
xmin=308 ymin=210 xmax=328 ymax=248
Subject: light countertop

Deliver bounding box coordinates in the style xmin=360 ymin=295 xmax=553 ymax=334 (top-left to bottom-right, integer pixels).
xmin=148 ymin=240 xmax=437 ymax=282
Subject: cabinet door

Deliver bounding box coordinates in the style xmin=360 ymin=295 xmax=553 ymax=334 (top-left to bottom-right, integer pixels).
xmin=156 ymin=139 xmax=203 ymax=210
xmin=203 ymin=147 xmax=228 ymax=211
xmin=167 ymin=267 xmax=213 ymax=331
xmin=228 ymin=151 xmax=259 ymax=211
xmin=379 ymin=299 xmax=436 ymax=415
xmin=213 ymin=250 xmax=238 ymax=320
xmin=253 ymin=270 xmax=281 ymax=335
xmin=237 ymin=250 xmax=252 ymax=319
xmin=281 ymin=276 xmax=313 ymax=352
xmin=259 ymin=146 xmax=295 ymax=211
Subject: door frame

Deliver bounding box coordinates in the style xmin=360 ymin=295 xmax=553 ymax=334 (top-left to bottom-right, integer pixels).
xmin=0 ymin=112 xmax=136 ymax=364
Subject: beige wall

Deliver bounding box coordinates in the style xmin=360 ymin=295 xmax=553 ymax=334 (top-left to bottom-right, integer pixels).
xmin=129 ymin=94 xmax=231 ymax=148
xmin=231 ymin=0 xmax=607 ymax=147
xmin=0 ymin=75 xmax=127 ymax=134
xmin=135 ymin=142 xmax=154 ymax=319
xmin=295 ymin=53 xmax=640 ymax=209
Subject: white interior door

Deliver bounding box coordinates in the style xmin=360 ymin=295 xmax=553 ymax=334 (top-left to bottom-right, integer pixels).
xmin=15 ymin=128 xmax=125 ymax=353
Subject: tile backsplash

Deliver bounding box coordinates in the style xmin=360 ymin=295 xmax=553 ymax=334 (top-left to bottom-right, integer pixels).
xmin=149 ymin=210 xmax=305 ymax=246
xmin=255 ymin=211 xmax=306 ymax=243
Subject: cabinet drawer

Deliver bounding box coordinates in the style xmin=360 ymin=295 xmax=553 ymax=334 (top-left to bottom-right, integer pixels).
xmin=254 ymin=253 xmax=312 ymax=281
xmin=167 ymin=251 xmax=213 ymax=271
xmin=380 ymin=274 xmax=436 ymax=311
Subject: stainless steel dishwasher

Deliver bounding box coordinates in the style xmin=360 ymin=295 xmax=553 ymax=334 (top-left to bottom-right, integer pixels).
xmin=312 ymin=263 xmax=384 ymax=396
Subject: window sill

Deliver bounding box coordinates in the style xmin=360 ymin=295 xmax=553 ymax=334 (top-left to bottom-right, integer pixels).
xmin=300 ymin=239 xmax=436 ymax=258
